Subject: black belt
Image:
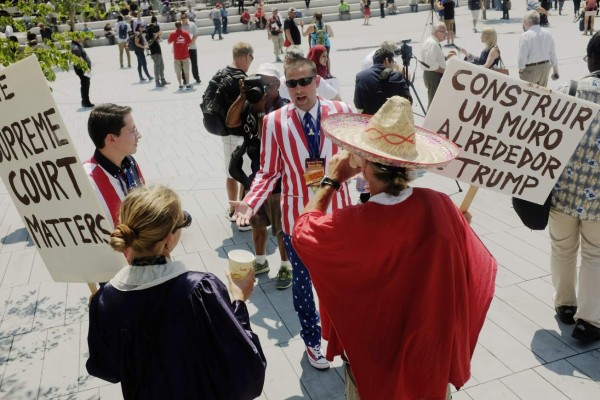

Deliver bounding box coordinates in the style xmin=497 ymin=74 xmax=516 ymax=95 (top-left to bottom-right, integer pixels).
xmin=525 ymin=60 xmax=549 ymax=67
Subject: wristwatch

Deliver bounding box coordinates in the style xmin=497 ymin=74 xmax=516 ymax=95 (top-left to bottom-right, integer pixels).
xmin=320 ymin=176 xmax=341 ymax=191
xmin=257 ymin=112 xmax=265 ymax=118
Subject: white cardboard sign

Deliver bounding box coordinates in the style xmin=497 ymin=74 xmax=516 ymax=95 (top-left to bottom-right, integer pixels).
xmin=423 ymin=58 xmax=600 ymax=205
xmin=0 ymin=56 xmax=126 ymax=282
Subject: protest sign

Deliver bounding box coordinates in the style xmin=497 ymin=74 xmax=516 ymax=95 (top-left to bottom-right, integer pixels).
xmin=0 ymin=56 xmax=126 ymax=282
xmin=423 ymin=58 xmax=600 ymax=205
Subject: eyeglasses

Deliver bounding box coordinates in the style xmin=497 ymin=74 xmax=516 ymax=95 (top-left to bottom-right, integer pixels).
xmin=172 ymin=211 xmax=192 ymax=233
xmin=285 ymin=76 xmax=316 ymax=88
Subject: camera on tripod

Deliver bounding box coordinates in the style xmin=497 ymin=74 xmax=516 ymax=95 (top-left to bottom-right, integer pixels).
xmin=394 ymin=39 xmax=413 ymax=68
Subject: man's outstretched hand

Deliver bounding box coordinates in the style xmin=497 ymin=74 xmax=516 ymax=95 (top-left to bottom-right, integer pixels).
xmin=229 ymin=201 xmax=253 ymax=226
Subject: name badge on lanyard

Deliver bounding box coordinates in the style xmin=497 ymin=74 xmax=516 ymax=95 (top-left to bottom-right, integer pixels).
xmin=304 ymin=158 xmax=325 ymax=187
xmin=301 ymin=107 xmax=325 ymax=189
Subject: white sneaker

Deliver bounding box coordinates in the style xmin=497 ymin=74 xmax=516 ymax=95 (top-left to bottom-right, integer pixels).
xmin=226 ymin=210 xmax=236 ymax=222
xmin=306 ymin=345 xmax=330 ymax=370
xmin=238 ymin=222 xmax=252 ymax=232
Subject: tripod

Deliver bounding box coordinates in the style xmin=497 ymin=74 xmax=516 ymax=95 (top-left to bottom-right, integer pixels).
xmin=403 ymin=64 xmax=426 ymax=117
xmin=402 ymin=55 xmax=431 ymax=118
xmin=421 ymin=0 xmax=442 ymax=40
xmin=429 ymin=0 xmax=438 ymax=26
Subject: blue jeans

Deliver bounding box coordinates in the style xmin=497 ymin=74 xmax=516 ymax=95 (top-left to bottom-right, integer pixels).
xmin=135 ymin=49 xmax=151 ymax=79
xmin=212 ymin=19 xmax=222 ymax=38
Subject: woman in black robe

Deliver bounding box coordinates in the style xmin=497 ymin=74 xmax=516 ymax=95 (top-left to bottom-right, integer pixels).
xmin=86 ymin=186 xmax=266 ymax=399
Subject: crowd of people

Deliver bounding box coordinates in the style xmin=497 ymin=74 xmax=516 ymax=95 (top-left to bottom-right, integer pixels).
xmin=11 ymin=1 xmax=598 ymax=399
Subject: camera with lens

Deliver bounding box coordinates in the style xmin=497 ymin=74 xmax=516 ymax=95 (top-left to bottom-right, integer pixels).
xmin=244 ymin=76 xmax=265 ymax=104
xmin=397 ymin=39 xmax=413 ymax=67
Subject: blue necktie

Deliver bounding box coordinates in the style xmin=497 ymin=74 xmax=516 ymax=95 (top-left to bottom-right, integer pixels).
xmin=303 ymin=113 xmax=320 ymax=159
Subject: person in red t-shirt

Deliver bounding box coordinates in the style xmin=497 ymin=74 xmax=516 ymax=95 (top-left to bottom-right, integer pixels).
xmin=167 ymin=21 xmax=192 ymax=90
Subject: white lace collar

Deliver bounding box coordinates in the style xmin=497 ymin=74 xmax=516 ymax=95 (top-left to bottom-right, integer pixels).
xmin=109 ymin=260 xmax=191 ymax=291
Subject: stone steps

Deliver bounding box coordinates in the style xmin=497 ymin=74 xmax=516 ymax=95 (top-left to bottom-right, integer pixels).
xmin=15 ymin=0 xmax=422 ymax=46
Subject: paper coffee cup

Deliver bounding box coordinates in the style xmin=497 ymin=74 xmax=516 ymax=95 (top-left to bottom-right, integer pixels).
xmin=228 ymin=249 xmax=255 ymax=279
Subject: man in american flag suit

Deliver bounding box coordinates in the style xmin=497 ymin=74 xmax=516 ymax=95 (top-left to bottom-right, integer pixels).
xmin=232 ymin=57 xmax=353 ymax=369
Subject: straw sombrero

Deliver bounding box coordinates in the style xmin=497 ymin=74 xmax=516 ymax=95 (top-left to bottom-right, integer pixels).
xmin=322 ymin=96 xmax=459 ymax=168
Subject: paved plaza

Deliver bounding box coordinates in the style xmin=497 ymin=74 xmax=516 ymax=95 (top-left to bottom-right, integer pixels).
xmin=0 ymin=1 xmax=598 ymax=399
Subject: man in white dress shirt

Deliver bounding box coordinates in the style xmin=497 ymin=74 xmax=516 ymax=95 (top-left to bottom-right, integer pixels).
xmin=420 ymin=22 xmax=456 ymax=109
xmin=518 ymin=11 xmax=559 ymax=87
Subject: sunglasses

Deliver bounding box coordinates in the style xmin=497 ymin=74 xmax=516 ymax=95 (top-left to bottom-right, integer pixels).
xmin=285 ymin=76 xmax=316 ymax=88
xmin=172 ymin=211 xmax=192 ymax=233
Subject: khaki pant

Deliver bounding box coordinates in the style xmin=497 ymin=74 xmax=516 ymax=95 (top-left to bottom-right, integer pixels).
xmin=550 ymin=209 xmax=600 ymax=328
xmin=344 ymin=362 xmax=453 ymax=399
xmin=118 ymin=42 xmax=131 ymax=67
xmin=174 ymin=58 xmax=191 ymax=86
xmin=519 ymin=62 xmax=551 ymax=87
xmin=271 ymin=34 xmax=284 ymax=58
xmin=344 ymin=363 xmax=360 ymax=400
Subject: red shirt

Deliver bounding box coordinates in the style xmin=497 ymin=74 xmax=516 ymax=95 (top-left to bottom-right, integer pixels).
xmin=292 ymin=188 xmax=497 ymax=400
xmin=168 ymin=29 xmax=191 ymax=60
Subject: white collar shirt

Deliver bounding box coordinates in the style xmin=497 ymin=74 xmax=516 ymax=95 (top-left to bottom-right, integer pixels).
xmin=518 ymin=25 xmax=558 ymax=69
xmin=295 ymin=101 xmax=320 ymax=124
xmin=420 ymin=35 xmax=446 ymax=71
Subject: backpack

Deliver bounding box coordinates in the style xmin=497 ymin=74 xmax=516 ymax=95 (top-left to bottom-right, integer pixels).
xmin=118 ymin=23 xmax=128 ymax=40
xmin=314 ymin=23 xmax=327 ymax=45
xmin=200 ymin=68 xmax=247 ymax=136
xmin=127 ymin=34 xmax=136 ymax=51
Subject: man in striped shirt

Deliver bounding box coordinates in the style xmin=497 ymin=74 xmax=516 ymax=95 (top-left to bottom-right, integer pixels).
xmin=83 ymin=104 xmax=145 ymax=229
xmin=232 ymin=58 xmax=353 ymax=370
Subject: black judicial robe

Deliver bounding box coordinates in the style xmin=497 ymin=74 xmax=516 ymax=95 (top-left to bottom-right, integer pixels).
xmin=86 ymin=267 xmax=266 ymax=399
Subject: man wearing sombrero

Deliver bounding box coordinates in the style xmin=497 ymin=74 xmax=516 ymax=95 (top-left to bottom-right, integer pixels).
xmin=292 ymin=96 xmax=498 ymax=399
xmin=232 ymin=57 xmax=354 ymax=370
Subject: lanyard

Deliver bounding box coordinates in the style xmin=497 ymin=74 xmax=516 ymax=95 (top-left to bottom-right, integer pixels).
xmin=116 ymin=166 xmax=139 ymax=196
xmin=301 ymin=107 xmax=321 ymax=160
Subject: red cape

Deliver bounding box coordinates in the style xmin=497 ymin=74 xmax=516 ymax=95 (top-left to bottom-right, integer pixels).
xmin=293 ymin=188 xmax=497 ymax=400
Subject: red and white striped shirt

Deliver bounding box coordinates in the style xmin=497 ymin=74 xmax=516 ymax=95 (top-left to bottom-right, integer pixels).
xmin=244 ymin=98 xmax=353 ymax=234
xmin=83 ymin=153 xmax=145 ymax=229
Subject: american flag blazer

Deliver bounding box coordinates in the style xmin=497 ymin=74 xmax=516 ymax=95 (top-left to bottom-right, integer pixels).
xmin=244 ymin=98 xmax=353 ymax=235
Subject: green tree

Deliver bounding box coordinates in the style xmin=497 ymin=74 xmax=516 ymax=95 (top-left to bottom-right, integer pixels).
xmin=53 ymin=0 xmax=90 ymax=32
xmin=0 ymin=2 xmax=94 ymax=82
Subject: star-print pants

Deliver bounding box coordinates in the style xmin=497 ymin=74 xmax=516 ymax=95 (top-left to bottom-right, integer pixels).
xmin=282 ymin=233 xmax=321 ymax=347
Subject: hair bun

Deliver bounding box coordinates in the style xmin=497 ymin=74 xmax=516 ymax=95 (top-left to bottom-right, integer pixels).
xmin=115 ymin=223 xmax=137 ymax=247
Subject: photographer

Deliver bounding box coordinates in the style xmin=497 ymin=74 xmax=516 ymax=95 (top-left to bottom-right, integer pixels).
xmin=354 ymin=48 xmax=412 ymax=115
xmin=360 ymin=40 xmax=407 ymax=76
xmin=225 ymin=64 xmax=293 ymax=290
